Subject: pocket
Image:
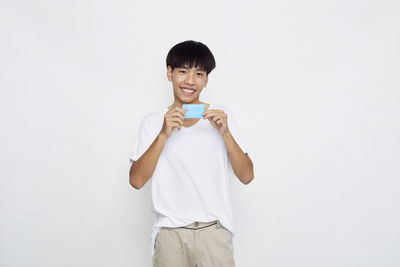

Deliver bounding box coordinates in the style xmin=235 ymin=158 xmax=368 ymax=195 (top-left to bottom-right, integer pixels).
xmin=155 ymin=229 xmax=163 ymax=245
xmin=152 ymin=254 xmax=158 ymax=267
xmin=215 ymin=225 xmax=234 ymax=259
xmin=220 ymin=225 xmax=232 ymax=241
xmin=153 ymin=228 xmax=165 ymax=261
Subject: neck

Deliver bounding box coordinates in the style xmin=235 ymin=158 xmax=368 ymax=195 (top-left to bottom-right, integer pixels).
xmin=171 ymin=99 xmax=203 ymax=108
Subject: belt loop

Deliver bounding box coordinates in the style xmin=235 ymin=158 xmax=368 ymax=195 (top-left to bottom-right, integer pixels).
xmin=216 ymin=220 xmax=221 ymax=229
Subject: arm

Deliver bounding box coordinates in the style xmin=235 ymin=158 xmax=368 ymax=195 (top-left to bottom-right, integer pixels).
xmin=129 ymin=132 xmax=168 ymax=189
xmin=222 ymin=130 xmax=254 ymax=184
xmin=202 ymin=108 xmax=254 ymax=185
xmin=130 ymin=106 xmax=186 ymax=189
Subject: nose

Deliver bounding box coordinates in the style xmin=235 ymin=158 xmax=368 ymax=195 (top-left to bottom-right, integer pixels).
xmin=184 ymin=72 xmax=195 ymax=85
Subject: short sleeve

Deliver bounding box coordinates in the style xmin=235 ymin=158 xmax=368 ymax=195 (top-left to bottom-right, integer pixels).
xmin=226 ymin=108 xmax=248 ymax=155
xmin=129 ymin=116 xmax=155 ymax=165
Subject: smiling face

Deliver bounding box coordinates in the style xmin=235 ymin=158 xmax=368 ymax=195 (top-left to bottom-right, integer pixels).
xmin=167 ymin=64 xmax=208 ymax=107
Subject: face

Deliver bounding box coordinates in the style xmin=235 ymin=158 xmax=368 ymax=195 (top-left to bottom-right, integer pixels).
xmin=167 ymin=65 xmax=208 ymax=106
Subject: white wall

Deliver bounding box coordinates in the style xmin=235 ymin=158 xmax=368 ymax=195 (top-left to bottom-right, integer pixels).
xmin=1 ymin=0 xmax=399 ymax=266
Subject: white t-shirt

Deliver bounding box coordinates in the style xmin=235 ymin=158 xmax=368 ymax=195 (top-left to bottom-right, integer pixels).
xmin=129 ymin=104 xmax=248 ymax=257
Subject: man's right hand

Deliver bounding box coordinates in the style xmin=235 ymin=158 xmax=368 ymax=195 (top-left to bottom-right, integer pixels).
xmin=160 ymin=106 xmax=187 ymax=138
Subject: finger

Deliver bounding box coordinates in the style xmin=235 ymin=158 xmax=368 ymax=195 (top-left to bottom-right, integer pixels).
xmin=166 ymin=113 xmax=184 ymax=121
xmin=168 ymin=117 xmax=184 ymax=127
xmin=176 ymin=107 xmax=187 ymax=117
xmin=203 ymin=111 xmax=225 ymax=119
xmin=172 ymin=121 xmax=181 ymax=130
xmin=174 ymin=112 xmax=185 ymax=120
xmin=203 ymin=110 xmax=224 ymax=115
xmin=174 ymin=117 xmax=184 ymax=126
xmin=168 ymin=106 xmax=186 ymax=117
xmin=204 ymin=114 xmax=218 ymax=121
xmin=168 ymin=109 xmax=185 ymax=119
xmin=208 ymin=117 xmax=218 ymax=125
xmin=203 ymin=112 xmax=215 ymax=119
xmin=212 ymin=116 xmax=221 ymax=122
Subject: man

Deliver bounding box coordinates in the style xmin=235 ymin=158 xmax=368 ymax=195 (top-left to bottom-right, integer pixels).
xmin=129 ymin=40 xmax=254 ymax=267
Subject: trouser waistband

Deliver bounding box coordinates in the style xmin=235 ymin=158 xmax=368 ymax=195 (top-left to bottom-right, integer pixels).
xmin=178 ymin=220 xmax=220 ymax=230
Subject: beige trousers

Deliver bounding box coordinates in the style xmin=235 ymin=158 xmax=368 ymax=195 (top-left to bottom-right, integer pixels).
xmin=152 ymin=220 xmax=235 ymax=267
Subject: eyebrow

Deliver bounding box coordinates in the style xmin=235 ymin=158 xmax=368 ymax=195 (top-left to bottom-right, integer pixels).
xmin=181 ymin=66 xmax=206 ymax=72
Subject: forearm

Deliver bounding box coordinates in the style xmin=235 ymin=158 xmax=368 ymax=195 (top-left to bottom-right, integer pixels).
xmin=129 ymin=132 xmax=168 ymax=189
xmin=222 ymin=130 xmax=254 ymax=184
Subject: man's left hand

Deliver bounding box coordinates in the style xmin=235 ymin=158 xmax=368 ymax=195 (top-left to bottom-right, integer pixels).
xmin=202 ymin=109 xmax=229 ymax=136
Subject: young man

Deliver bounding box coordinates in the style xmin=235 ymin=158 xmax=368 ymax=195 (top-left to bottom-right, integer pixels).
xmin=129 ymin=40 xmax=254 ymax=267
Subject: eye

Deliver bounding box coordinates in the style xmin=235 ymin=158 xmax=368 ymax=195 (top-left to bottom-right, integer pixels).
xmin=197 ymin=73 xmax=204 ymax=76
xmin=180 ymin=70 xmax=186 ymax=73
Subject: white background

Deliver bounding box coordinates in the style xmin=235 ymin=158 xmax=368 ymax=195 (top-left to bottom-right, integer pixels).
xmin=1 ymin=0 xmax=399 ymax=266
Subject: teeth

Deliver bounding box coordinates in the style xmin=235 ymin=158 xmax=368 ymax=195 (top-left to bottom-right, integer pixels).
xmin=182 ymin=88 xmax=195 ymax=93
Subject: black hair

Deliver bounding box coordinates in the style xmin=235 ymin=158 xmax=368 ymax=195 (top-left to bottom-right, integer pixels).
xmin=166 ymin=40 xmax=216 ymax=75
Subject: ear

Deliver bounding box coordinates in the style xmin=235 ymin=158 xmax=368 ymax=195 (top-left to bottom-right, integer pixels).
xmin=167 ymin=65 xmax=172 ymax=81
